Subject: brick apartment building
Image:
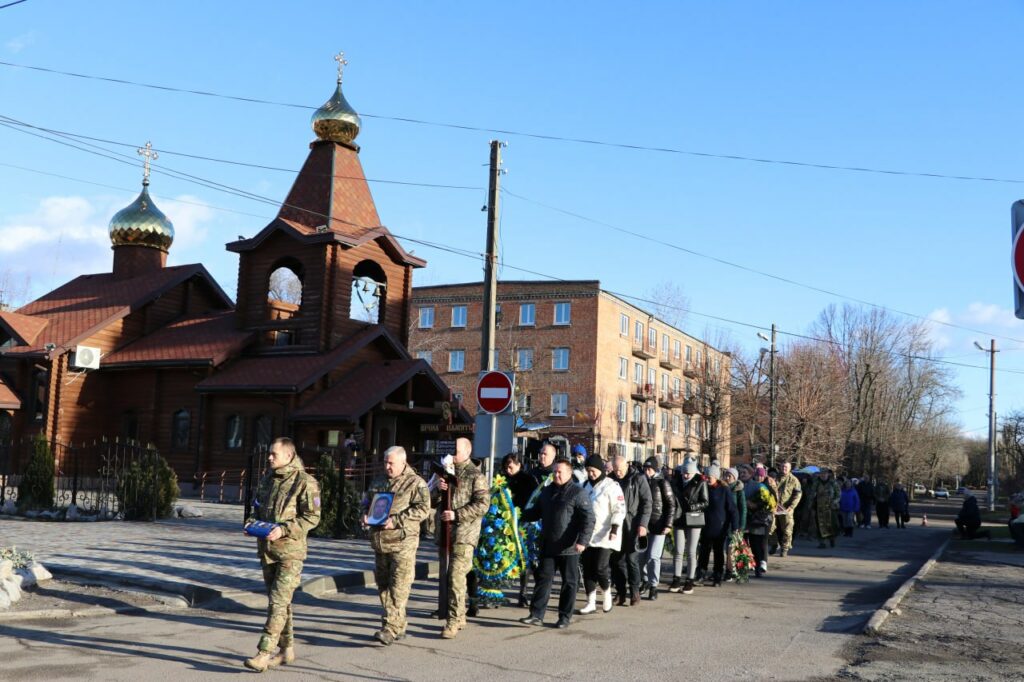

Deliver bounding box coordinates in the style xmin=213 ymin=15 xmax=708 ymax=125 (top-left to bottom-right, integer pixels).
xmin=409 ymin=280 xmax=731 ymax=468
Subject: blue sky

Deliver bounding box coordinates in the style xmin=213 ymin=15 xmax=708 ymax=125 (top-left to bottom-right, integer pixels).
xmin=1 ymin=1 xmax=1022 ymax=436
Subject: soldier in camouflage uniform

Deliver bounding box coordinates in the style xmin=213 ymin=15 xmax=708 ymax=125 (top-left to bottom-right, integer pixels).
xmin=772 ymin=461 xmax=803 ymax=557
xmin=243 ymin=437 xmax=321 ymax=672
xmin=435 ymin=437 xmax=488 ymax=639
xmin=364 ymin=445 xmax=430 ymax=646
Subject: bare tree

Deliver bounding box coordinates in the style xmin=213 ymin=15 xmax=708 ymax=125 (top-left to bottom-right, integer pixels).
xmin=0 ymin=269 xmax=31 ymax=310
xmin=999 ymin=410 xmax=1024 ymax=493
xmin=645 ymin=280 xmax=690 ymax=331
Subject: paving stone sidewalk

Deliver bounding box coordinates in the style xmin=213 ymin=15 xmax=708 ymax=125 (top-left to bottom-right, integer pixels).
xmin=0 ymin=500 xmax=437 ymax=603
xmin=837 ymin=538 xmax=1024 ymax=681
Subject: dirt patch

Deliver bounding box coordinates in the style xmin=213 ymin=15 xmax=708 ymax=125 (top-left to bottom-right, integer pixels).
xmin=835 ymin=550 xmax=1024 ymax=681
xmin=2 ymin=579 xmax=174 ymax=616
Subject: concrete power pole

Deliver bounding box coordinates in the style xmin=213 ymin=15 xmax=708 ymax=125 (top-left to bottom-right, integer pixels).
xmin=769 ymin=323 xmax=777 ymax=469
xmin=987 ymin=339 xmax=997 ymax=512
xmin=481 ymin=140 xmax=504 ymax=373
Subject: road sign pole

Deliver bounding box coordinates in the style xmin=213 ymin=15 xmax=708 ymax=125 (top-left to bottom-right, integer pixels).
xmin=488 ymin=413 xmax=497 ymax=486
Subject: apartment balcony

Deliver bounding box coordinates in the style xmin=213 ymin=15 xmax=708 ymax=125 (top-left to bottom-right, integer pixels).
xmin=700 ymin=438 xmax=714 ymax=456
xmin=683 ymin=361 xmax=701 ymax=378
xmin=631 ymin=382 xmax=656 ymax=401
xmin=630 ymin=421 xmax=655 ymax=442
xmin=682 ymin=397 xmax=700 ymax=414
xmin=660 ymin=352 xmax=681 ymax=370
xmin=659 ymin=390 xmax=683 ymax=408
xmin=631 ymin=338 xmax=656 ymax=359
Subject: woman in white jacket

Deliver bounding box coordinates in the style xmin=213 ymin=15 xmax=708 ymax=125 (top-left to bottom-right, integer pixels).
xmin=578 ymin=454 xmax=626 ymax=614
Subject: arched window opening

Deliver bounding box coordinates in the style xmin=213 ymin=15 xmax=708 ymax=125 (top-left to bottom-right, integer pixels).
xmin=171 ymin=409 xmax=191 ymax=450
xmin=349 ymin=260 xmax=387 ymax=324
xmin=266 ymin=258 xmax=304 ymax=346
xmin=225 ymin=415 xmax=244 ymax=450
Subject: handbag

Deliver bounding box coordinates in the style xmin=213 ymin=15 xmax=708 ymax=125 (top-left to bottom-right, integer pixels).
xmin=902 ymin=511 xmax=910 ymax=523
xmin=683 ymin=511 xmax=705 ymax=528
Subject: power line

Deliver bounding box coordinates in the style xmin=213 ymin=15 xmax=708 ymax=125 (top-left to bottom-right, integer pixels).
xmin=502 ymin=187 xmax=1024 ymax=347
xmin=0 ymin=115 xmax=482 ymax=191
xmin=2 ymin=59 xmax=1022 ymax=186
xmin=6 ymin=112 xmax=1024 ymax=376
xmin=0 ymin=0 xmax=28 ymax=9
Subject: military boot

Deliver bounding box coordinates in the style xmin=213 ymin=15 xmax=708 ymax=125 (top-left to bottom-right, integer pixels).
xmin=268 ymin=646 xmax=295 ymax=667
xmin=441 ymin=622 xmax=459 ymax=639
xmin=244 ymin=651 xmax=274 ymax=672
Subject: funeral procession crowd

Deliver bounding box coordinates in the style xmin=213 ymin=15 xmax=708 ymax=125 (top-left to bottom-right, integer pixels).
xmin=241 ymin=436 xmax=914 ymax=673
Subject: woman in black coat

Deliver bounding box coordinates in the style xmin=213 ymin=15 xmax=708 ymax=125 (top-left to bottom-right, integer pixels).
xmin=696 ymin=465 xmax=738 ymax=586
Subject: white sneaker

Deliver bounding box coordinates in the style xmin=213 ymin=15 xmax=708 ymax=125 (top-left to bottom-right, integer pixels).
xmin=577 ymin=591 xmax=597 ymax=615
xmin=758 ymin=560 xmax=768 ymax=573
xmin=602 ymin=590 xmax=613 ymax=612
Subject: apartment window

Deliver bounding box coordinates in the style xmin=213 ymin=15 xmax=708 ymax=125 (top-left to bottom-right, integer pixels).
xmin=617 ymin=400 xmax=627 ymax=423
xmin=618 ymin=357 xmax=629 ymax=379
xmin=661 ymin=411 xmax=669 ymax=431
xmin=685 ymin=416 xmax=692 ymax=437
xmin=649 ymin=328 xmax=657 ymax=348
xmin=714 ymin=358 xmax=721 ymax=374
xmin=662 ymin=334 xmax=670 ymax=354
xmin=648 ymin=368 xmax=656 ymax=387
xmin=635 ymin=320 xmax=644 ymax=343
xmin=519 ymin=303 xmax=536 ymax=326
xmin=633 ymin=402 xmax=642 ymax=422
xmin=673 ymin=339 xmax=681 ymax=360
xmin=634 ymin=362 xmax=644 ymax=383
xmin=516 ymin=393 xmax=532 ymax=414
xmin=418 ymin=306 xmax=434 ymax=329
xmin=696 ymin=349 xmax=703 ymax=367
xmin=620 ymin=313 xmax=629 ymax=336
xmin=685 ymin=345 xmax=692 ymax=361
xmin=554 ymin=302 xmax=571 ymax=325
xmin=673 ymin=377 xmax=681 ymax=394
xmin=451 ymin=305 xmax=467 ymax=328
xmin=647 ymin=407 xmax=656 ymax=425
xmin=685 ymin=381 xmax=693 ymax=399
xmin=552 ymin=347 xmax=570 ymax=371
xmin=551 ymin=393 xmax=568 ymax=416
xmin=662 ymin=373 xmax=669 ymax=391
xmin=448 ymin=350 xmax=465 ymax=372
xmin=517 ymin=348 xmax=534 ymax=370
xmin=416 ymin=350 xmax=433 ymax=364
xmin=672 ymin=414 xmax=680 ymax=434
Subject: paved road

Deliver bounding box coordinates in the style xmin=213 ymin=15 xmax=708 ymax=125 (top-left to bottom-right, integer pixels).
xmin=0 ymin=512 xmax=950 ymax=681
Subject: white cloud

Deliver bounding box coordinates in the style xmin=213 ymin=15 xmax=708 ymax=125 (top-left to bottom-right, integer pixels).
xmin=161 ymin=194 xmax=212 ymax=254
xmin=5 ymin=31 xmax=35 ymax=54
xmin=925 ymin=307 xmax=953 ymax=351
xmin=962 ymin=302 xmax=1020 ymax=329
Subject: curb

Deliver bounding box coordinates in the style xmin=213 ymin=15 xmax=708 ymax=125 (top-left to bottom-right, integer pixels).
xmin=301 ymin=560 xmax=439 ymax=597
xmin=863 ymin=534 xmax=951 ymax=636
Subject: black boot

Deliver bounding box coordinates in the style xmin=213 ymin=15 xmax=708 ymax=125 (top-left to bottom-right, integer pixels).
xmin=648 ymin=584 xmax=658 ymax=601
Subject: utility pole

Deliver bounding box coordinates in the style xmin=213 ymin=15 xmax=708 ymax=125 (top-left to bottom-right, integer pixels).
xmin=481 ymin=140 xmax=504 ymax=373
xmin=481 ymin=140 xmax=505 ymax=484
xmin=975 ymin=339 xmax=998 ymax=511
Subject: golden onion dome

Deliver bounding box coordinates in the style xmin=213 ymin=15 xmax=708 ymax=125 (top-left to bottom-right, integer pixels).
xmin=311 ymin=52 xmax=361 ymax=144
xmin=108 ymin=180 xmax=174 ymax=252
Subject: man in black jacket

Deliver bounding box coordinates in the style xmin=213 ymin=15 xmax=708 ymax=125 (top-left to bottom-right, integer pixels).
xmin=641 ymin=457 xmax=675 ymax=600
xmin=519 ymin=457 xmax=595 ymax=629
xmin=610 ymin=454 xmax=652 ymax=606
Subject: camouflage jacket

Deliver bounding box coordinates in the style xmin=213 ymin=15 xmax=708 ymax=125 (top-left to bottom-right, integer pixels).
xmin=433 ymin=459 xmax=489 ymax=547
xmin=248 ymin=457 xmax=321 ymax=561
xmin=776 ymin=473 xmax=803 ymax=513
xmin=366 ymin=466 xmax=430 ymax=553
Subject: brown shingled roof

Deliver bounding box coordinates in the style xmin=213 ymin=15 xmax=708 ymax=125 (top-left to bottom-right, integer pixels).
xmin=103 ymin=311 xmax=253 ymax=368
xmin=0 ymin=310 xmax=49 ymax=346
xmin=0 ymin=375 xmax=20 ymax=409
xmin=4 ymin=264 xmax=232 ymax=357
xmin=196 ymin=324 xmax=404 ymax=393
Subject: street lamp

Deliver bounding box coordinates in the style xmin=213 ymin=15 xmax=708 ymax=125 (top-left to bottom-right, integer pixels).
xmin=757 ymin=324 xmax=777 ymax=469
xmin=974 ymin=339 xmax=998 ymax=512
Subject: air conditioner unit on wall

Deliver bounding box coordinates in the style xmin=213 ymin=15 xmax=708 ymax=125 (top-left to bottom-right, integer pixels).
xmin=72 ymin=345 xmax=101 ymax=370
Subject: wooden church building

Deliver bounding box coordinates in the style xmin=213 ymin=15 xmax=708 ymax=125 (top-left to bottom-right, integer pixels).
xmin=0 ymin=60 xmax=466 ymax=480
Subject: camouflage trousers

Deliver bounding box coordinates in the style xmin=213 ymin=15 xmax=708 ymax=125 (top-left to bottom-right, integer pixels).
xmin=374 ymin=544 xmax=418 ymax=637
xmin=258 ymin=556 xmax=303 ymax=653
xmin=446 ymin=542 xmax=475 ymax=626
xmin=773 ymin=512 xmax=795 ymax=552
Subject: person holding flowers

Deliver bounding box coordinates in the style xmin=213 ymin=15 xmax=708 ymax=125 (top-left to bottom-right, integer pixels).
xmin=578 ymin=454 xmax=625 ymax=615
xmin=745 ymin=465 xmax=777 ymax=577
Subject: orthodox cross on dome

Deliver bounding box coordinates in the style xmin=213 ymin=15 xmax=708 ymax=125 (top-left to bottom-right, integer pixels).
xmin=137 ymin=141 xmax=158 ymax=185
xmin=334 ymin=50 xmax=348 ymax=84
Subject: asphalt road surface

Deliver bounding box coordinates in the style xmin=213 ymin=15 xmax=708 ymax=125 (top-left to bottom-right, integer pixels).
xmin=0 ymin=515 xmax=949 ymax=681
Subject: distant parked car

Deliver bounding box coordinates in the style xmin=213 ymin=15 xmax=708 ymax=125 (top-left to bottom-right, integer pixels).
xmin=956 ymin=486 xmax=969 ymax=496
xmin=933 ymin=487 xmax=950 ymax=499
xmin=913 ymin=483 xmax=927 ymax=495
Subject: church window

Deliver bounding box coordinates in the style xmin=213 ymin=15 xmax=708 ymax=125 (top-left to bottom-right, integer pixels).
xmin=253 ymin=415 xmax=273 ymax=448
xmin=225 ymin=415 xmax=244 ymax=450
xmin=30 ymin=367 xmax=49 ymax=423
xmin=171 ymin=409 xmax=190 ymax=450
xmin=350 ymin=260 xmax=387 ymax=324
xmin=267 ymin=259 xmax=304 ymax=346
xmin=121 ymin=411 xmax=139 ymax=443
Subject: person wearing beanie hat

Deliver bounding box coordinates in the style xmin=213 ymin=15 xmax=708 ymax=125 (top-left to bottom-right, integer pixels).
xmin=668 ymin=459 xmax=709 ymax=595
xmin=746 ymin=465 xmax=778 ymax=576
xmin=610 ymin=455 xmax=653 ymax=606
xmin=640 ymin=456 xmax=675 ymax=600
xmin=577 ymin=455 xmax=625 ymax=615
xmin=695 ymin=464 xmax=737 ymax=586
xmin=720 ymin=467 xmax=747 ymax=582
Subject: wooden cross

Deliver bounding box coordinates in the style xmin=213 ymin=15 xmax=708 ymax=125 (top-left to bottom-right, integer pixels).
xmin=137 ymin=141 xmax=158 ymax=184
xmin=334 ymin=51 xmax=348 ymax=83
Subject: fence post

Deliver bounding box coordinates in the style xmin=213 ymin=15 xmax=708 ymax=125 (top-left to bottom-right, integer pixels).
xmin=335 ymin=448 xmax=348 ymax=538
xmin=243 ymin=447 xmax=255 ymax=523
xmin=70 ymin=443 xmax=80 ymax=507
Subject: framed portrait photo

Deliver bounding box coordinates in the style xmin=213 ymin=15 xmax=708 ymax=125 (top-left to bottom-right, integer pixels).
xmin=367 ymin=492 xmax=395 ymax=526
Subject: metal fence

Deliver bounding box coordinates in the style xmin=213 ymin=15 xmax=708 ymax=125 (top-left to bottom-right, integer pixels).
xmin=0 ymin=437 xmax=167 ymax=518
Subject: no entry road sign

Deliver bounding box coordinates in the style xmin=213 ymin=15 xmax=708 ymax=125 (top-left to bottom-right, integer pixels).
xmin=476 ymin=371 xmax=513 ymax=414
